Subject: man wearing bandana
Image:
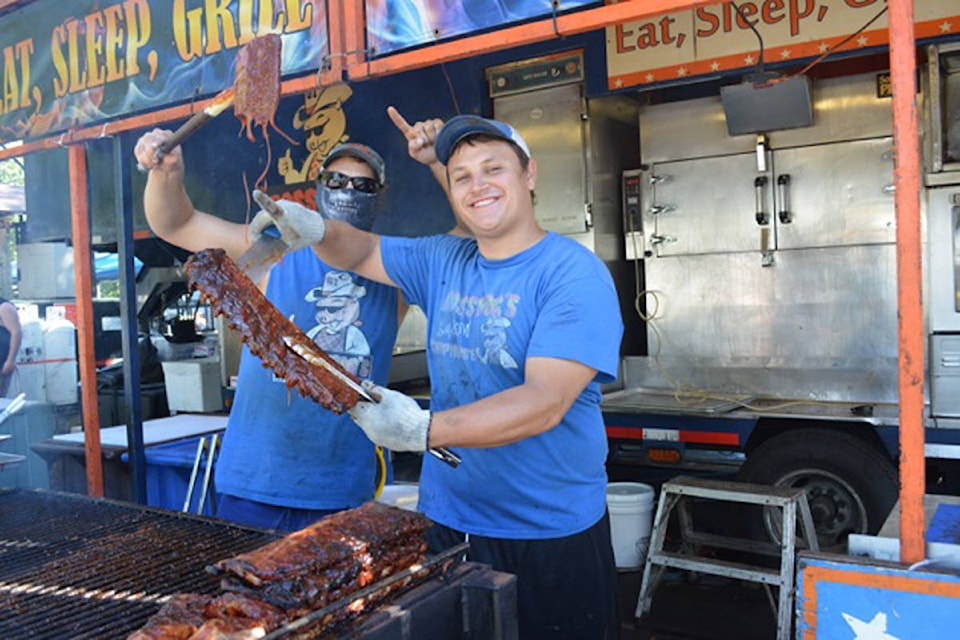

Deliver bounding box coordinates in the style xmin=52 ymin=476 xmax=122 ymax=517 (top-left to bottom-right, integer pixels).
xmin=134 ymin=132 xmax=403 ymax=532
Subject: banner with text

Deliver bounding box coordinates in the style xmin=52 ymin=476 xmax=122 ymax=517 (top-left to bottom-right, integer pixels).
xmin=0 ymin=0 xmax=326 ymax=143
xmin=606 ymin=0 xmax=960 ymax=90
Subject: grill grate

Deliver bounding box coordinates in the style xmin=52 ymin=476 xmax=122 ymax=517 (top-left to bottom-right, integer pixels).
xmin=0 ymin=488 xmax=280 ymax=639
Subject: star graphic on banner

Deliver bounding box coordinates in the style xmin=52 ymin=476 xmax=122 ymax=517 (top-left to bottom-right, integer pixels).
xmin=857 ymin=35 xmax=869 ymax=47
xmin=710 ymin=61 xmax=721 ymax=71
xmin=645 ymin=73 xmax=655 ymax=83
xmin=842 ymin=612 xmax=900 ymax=640
xmin=677 ymin=67 xmax=688 ymax=77
xmin=818 ymin=42 xmax=830 ymax=53
xmin=780 ymin=49 xmax=792 ymax=59
xmin=744 ymin=54 xmax=756 ymax=65
xmin=614 ymin=78 xmax=623 ymax=88
xmin=941 ymin=21 xmax=953 ymax=33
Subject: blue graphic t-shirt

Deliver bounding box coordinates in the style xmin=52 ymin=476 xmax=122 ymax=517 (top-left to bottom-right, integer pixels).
xmin=215 ymin=248 xmax=398 ymax=510
xmin=381 ymin=232 xmax=623 ymax=538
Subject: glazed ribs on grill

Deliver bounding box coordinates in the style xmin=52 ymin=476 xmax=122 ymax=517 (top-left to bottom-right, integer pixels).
xmin=211 ymin=502 xmax=431 ymax=617
xmin=126 ymin=503 xmax=432 ymax=639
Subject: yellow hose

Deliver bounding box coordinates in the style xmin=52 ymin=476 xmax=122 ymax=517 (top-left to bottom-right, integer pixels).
xmin=374 ymin=445 xmax=387 ymax=499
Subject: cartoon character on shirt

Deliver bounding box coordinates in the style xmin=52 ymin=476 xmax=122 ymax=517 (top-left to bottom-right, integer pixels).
xmin=481 ymin=317 xmax=518 ymax=369
xmin=305 ymin=272 xmax=371 ymax=377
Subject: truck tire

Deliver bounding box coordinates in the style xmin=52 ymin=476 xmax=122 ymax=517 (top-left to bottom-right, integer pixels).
xmin=737 ymin=428 xmax=898 ymax=551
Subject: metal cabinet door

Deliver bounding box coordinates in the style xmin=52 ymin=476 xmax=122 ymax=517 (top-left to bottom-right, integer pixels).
xmin=647 ymin=152 xmax=771 ymax=257
xmin=494 ymin=84 xmax=588 ymax=235
xmin=773 ymin=137 xmax=896 ymax=249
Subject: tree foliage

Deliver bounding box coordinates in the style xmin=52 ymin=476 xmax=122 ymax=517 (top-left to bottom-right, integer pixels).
xmin=0 ymin=158 xmax=24 ymax=186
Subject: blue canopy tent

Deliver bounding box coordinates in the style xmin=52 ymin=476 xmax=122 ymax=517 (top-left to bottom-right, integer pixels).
xmin=94 ymin=252 xmax=143 ymax=281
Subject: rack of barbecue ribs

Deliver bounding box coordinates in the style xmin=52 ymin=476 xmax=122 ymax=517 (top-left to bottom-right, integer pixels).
xmin=210 ymin=502 xmax=432 ymax=617
xmin=234 ymin=33 xmax=282 ymax=143
xmin=127 ymin=592 xmax=287 ymax=640
xmin=184 ymin=248 xmax=361 ymax=413
xmin=127 ymin=503 xmax=435 ymax=639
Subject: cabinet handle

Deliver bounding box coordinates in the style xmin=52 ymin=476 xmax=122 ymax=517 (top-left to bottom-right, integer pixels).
xmin=777 ymin=174 xmax=792 ymax=224
xmin=755 ymin=176 xmax=769 ymax=225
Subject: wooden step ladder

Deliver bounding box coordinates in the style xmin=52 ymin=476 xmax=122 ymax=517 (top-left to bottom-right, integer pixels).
xmin=635 ymin=476 xmax=819 ymax=640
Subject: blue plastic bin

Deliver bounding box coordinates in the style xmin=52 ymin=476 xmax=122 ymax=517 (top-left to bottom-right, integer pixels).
xmin=122 ymin=436 xmax=218 ymax=516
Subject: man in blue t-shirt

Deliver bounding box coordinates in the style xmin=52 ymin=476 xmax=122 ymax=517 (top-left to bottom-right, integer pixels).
xmin=134 ymin=131 xmax=403 ymax=532
xmin=259 ymin=113 xmax=624 ymax=638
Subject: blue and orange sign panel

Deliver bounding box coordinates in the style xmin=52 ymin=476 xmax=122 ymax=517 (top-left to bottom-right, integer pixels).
xmin=364 ymin=0 xmax=594 ymax=55
xmin=797 ymin=555 xmax=960 ymax=638
xmin=0 ymin=0 xmax=328 ymax=143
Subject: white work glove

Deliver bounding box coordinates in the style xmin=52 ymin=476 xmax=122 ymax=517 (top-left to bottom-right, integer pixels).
xmin=349 ymin=381 xmax=431 ymax=452
xmin=249 ymin=198 xmax=326 ymax=252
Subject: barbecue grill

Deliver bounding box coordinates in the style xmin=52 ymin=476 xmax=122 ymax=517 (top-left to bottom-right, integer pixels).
xmin=0 ymin=488 xmax=517 ymax=639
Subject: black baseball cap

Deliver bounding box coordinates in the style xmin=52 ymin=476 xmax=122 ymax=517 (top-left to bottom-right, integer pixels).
xmin=322 ymin=143 xmax=386 ymax=186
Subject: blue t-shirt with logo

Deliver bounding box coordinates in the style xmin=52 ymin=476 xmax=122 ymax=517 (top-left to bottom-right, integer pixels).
xmin=381 ymin=232 xmax=622 ymax=538
xmin=216 ymin=247 xmax=398 ymax=510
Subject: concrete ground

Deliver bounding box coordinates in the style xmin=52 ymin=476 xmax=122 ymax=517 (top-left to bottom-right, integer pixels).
xmin=618 ymin=570 xmax=778 ymax=640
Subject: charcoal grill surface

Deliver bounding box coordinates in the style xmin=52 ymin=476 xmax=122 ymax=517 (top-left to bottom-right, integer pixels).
xmin=0 ymin=488 xmax=281 ymax=639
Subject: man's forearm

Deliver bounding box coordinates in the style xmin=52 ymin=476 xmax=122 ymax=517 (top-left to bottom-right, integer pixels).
xmin=143 ymin=171 xmax=196 ymax=239
xmin=7 ymin=331 xmax=21 ymax=369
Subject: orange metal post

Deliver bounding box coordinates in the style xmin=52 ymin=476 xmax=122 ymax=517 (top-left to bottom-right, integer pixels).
xmin=341 ymin=0 xmax=365 ymax=70
xmin=67 ymin=143 xmax=104 ymax=498
xmin=888 ymin=0 xmax=924 ymax=564
xmin=324 ymin=0 xmax=345 ymax=83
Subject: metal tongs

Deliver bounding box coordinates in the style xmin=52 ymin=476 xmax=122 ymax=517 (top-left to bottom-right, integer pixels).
xmin=282 ymin=337 xmax=461 ymax=468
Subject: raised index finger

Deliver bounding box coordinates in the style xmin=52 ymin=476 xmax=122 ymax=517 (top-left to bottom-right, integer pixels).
xmin=387 ymin=106 xmax=416 ymax=138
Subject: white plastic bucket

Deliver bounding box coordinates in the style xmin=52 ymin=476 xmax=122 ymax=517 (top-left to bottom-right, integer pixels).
xmin=606 ymin=482 xmax=656 ymax=570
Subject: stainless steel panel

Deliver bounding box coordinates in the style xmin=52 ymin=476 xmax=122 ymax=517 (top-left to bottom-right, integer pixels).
xmin=494 ymin=84 xmax=588 ymax=234
xmin=640 ymin=73 xmax=892 ymax=164
xmin=775 ymin=138 xmax=896 ymax=249
xmin=390 ymin=305 xmax=428 ymax=383
xmin=646 ymin=153 xmax=770 ymax=256
xmin=769 ymin=73 xmax=893 ymax=148
xmin=928 ymin=188 xmax=960 ymax=332
xmin=630 ymin=245 xmax=899 ymax=402
xmin=931 ymin=334 xmax=960 ymax=417
xmin=640 ymin=95 xmax=754 ymax=163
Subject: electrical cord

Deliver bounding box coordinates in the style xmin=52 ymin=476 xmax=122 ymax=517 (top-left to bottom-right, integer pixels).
xmin=781 ymin=4 xmax=889 ymax=82
xmin=730 ymin=3 xmax=766 ymax=75
xmin=374 ymin=445 xmax=387 ymax=500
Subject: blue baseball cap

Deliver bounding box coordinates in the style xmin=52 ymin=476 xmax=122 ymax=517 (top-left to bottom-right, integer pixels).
xmin=323 ymin=143 xmax=386 ymax=186
xmin=435 ymin=115 xmax=531 ymax=165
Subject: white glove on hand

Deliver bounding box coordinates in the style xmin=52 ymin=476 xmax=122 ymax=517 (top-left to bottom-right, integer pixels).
xmin=348 ymin=382 xmax=430 ymax=452
xmin=250 ymin=199 xmax=326 ymax=252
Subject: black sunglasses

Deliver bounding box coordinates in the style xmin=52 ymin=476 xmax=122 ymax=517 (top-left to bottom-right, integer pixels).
xmin=318 ymin=170 xmax=381 ymax=194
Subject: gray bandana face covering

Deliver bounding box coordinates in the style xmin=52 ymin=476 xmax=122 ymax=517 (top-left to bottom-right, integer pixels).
xmin=317 ymin=186 xmax=380 ymax=231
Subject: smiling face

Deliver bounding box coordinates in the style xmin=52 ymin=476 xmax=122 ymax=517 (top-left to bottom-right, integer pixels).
xmin=446 ymin=138 xmax=542 ymax=256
